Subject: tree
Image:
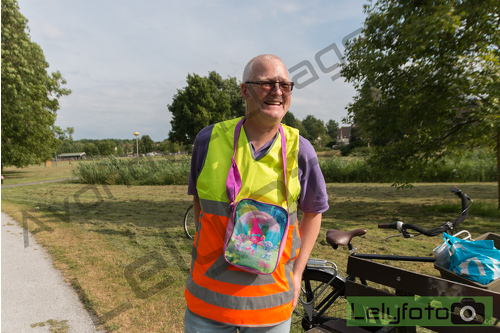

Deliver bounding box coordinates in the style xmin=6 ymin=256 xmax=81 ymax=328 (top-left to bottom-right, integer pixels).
xmin=326 ymin=120 xmax=339 ymax=139
xmin=282 ymin=111 xmax=298 ymax=128
xmin=301 ymin=115 xmax=327 ymax=146
xmin=116 ymin=145 xmax=124 ymax=155
xmin=140 ymin=135 xmax=156 ymax=153
xmin=168 ymin=71 xmax=244 ymax=145
xmin=1 ymin=0 xmax=71 ymax=169
xmin=65 ymin=127 xmax=74 ymax=142
xmin=342 ymin=0 xmax=500 ymax=203
xmin=54 ymin=127 xmax=76 ymax=153
xmin=208 ymin=71 xmax=245 ymax=118
xmin=281 ymin=111 xmax=309 ymax=139
xmin=167 ymin=141 xmax=181 ymax=154
xmin=123 ymin=142 xmax=132 ymax=154
xmin=98 ymin=140 xmax=115 ymax=156
xmin=83 ymin=142 xmax=99 ymax=157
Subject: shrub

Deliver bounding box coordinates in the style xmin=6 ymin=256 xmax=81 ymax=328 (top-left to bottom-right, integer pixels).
xmin=320 ymin=149 xmax=497 ymax=183
xmin=73 ymin=149 xmax=496 ymax=185
xmin=73 ymin=156 xmax=190 ymax=186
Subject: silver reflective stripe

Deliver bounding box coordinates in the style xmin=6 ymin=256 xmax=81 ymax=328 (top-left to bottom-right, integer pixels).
xmin=186 ymin=263 xmax=295 ymax=310
xmin=289 ymin=211 xmax=297 ymax=225
xmin=199 ymin=198 xmax=231 ymax=217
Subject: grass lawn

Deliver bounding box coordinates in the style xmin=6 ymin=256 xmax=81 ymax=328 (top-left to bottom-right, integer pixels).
xmin=2 ymin=161 xmax=81 ymax=185
xmin=1 ymin=164 xmax=498 ymax=332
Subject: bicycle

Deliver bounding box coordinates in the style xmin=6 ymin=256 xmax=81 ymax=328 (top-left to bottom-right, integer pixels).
xmin=184 ymin=204 xmax=195 ymax=239
xmin=293 ymin=186 xmax=475 ymax=332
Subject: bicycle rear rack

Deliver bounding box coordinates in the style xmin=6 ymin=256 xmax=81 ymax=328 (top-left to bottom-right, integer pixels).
xmin=306 ymin=258 xmax=338 ymax=276
xmin=299 ymin=259 xmax=343 ymax=323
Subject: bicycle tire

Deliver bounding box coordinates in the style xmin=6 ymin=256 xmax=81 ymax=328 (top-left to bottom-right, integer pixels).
xmin=292 ymin=269 xmax=347 ymax=332
xmin=184 ymin=205 xmax=195 ymax=239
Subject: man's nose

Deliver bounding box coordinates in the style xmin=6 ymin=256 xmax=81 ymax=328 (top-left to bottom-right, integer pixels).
xmin=270 ymin=82 xmax=283 ymax=95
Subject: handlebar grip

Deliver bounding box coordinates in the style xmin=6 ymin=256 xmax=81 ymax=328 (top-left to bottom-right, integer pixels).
xmin=378 ymin=223 xmax=398 ymax=229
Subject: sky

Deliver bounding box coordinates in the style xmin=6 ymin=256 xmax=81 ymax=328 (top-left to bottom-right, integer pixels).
xmin=17 ymin=0 xmax=368 ymax=142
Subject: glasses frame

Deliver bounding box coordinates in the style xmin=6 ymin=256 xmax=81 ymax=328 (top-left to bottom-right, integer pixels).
xmin=245 ymin=81 xmax=294 ymax=94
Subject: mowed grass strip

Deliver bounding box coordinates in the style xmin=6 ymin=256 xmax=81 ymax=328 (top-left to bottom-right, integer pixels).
xmin=2 ymin=181 xmax=498 ymax=332
xmin=2 ymin=183 xmax=192 ymax=332
xmin=2 ymin=162 xmax=80 ymax=185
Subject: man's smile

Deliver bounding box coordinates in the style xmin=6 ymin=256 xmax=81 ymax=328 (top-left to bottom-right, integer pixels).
xmin=263 ymin=101 xmax=282 ymax=106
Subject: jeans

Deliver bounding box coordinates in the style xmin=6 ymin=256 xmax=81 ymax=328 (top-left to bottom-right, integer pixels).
xmin=184 ymin=308 xmax=292 ymax=333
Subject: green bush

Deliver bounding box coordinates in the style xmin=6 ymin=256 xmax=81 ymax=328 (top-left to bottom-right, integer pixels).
xmin=73 ymin=156 xmax=190 ymax=185
xmin=320 ymin=149 xmax=497 ymax=183
xmin=340 ymin=140 xmax=367 ymax=156
xmin=73 ymin=150 xmax=496 ymax=185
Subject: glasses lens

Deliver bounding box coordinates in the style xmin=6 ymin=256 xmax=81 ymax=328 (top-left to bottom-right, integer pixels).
xmin=280 ymin=83 xmax=291 ymax=93
xmin=257 ymin=82 xmax=293 ymax=93
xmin=246 ymin=81 xmax=293 ymax=94
xmin=259 ymin=82 xmax=273 ymax=90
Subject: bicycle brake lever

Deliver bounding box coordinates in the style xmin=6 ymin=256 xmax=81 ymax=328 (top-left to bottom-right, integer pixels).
xmin=385 ymin=234 xmax=402 ymax=241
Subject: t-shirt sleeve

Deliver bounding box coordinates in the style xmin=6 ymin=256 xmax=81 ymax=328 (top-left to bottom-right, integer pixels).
xmin=187 ymin=125 xmax=214 ymax=197
xmin=297 ymin=135 xmax=329 ymax=214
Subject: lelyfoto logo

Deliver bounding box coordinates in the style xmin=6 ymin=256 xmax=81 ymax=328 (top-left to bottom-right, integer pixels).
xmin=347 ymin=296 xmax=494 ymax=327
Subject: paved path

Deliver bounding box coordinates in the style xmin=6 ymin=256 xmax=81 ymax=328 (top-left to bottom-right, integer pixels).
xmin=1 ymin=212 xmax=103 ymax=332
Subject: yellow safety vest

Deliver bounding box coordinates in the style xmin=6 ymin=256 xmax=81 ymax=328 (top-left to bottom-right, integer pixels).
xmin=185 ymin=116 xmax=302 ymax=326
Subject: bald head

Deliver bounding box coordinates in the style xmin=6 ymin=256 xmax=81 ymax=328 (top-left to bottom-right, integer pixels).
xmin=242 ymin=54 xmax=284 ymax=82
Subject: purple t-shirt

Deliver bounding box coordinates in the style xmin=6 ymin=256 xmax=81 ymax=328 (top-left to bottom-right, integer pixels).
xmin=188 ymin=124 xmax=329 ymax=214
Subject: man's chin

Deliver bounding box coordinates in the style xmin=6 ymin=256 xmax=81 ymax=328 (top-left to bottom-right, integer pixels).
xmin=245 ymin=106 xmax=288 ymax=122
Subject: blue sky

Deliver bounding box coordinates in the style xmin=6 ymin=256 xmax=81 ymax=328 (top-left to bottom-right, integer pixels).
xmin=17 ymin=0 xmax=368 ymax=141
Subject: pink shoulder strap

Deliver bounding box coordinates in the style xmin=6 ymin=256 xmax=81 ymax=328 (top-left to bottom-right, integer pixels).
xmin=226 ymin=117 xmax=288 ymax=212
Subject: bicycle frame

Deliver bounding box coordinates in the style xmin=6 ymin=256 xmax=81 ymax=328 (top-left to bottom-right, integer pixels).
xmin=301 ymin=248 xmax=436 ymax=327
xmin=301 ymin=259 xmax=345 ymax=323
xmin=299 ymin=186 xmax=473 ymax=329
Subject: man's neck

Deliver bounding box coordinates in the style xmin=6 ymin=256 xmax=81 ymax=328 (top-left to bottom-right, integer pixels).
xmin=243 ymin=118 xmax=280 ymax=152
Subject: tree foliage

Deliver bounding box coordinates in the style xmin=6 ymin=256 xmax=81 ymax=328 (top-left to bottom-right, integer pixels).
xmin=83 ymin=142 xmax=99 ymax=157
xmin=139 ymin=135 xmax=156 ymax=154
xmin=301 ymin=115 xmax=327 ymax=146
xmin=1 ymin=0 xmax=71 ymax=168
xmin=98 ymin=140 xmax=116 ymax=156
xmin=167 ymin=71 xmax=245 ymax=145
xmin=326 ymin=119 xmax=339 ymax=139
xmin=342 ymin=0 xmax=499 ymax=186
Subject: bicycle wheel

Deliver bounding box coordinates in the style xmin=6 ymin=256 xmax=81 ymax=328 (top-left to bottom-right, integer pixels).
xmin=184 ymin=205 xmax=195 ymax=239
xmin=292 ymin=269 xmax=347 ymax=332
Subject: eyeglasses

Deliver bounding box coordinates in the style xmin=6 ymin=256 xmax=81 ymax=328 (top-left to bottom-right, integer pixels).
xmin=245 ymin=81 xmax=294 ymax=94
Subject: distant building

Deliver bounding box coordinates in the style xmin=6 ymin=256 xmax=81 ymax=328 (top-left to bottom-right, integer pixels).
xmin=57 ymin=152 xmax=86 ymax=160
xmin=337 ymin=126 xmax=352 ymax=146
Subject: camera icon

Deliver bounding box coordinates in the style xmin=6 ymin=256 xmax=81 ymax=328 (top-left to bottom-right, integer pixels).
xmin=451 ymin=298 xmax=485 ymax=325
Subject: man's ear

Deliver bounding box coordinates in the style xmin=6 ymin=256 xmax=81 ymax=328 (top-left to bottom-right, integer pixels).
xmin=240 ymin=83 xmax=248 ymax=99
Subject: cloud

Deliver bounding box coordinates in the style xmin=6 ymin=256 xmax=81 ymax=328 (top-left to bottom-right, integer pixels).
xmin=17 ymin=0 xmax=367 ymax=141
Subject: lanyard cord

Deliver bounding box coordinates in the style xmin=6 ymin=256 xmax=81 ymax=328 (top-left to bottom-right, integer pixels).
xmin=226 ymin=117 xmax=289 ymax=212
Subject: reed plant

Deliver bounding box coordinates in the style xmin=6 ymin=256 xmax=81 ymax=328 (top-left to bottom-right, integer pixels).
xmin=72 ymin=149 xmax=496 ymax=186
xmin=73 ymin=156 xmax=190 ymax=186
xmin=320 ymin=149 xmax=497 ymax=184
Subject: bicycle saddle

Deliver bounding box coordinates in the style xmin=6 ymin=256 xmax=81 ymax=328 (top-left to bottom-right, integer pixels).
xmin=326 ymin=228 xmax=367 ymax=249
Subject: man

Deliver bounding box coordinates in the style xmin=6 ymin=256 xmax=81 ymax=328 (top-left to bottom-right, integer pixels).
xmin=184 ymin=54 xmax=329 ymax=332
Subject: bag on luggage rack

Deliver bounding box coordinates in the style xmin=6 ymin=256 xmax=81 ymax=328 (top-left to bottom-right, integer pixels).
xmin=443 ymin=232 xmax=500 ymax=285
xmin=433 ymin=230 xmax=471 ymax=269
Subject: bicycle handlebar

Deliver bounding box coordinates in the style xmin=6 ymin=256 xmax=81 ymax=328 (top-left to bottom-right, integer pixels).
xmin=378 ymin=223 xmax=397 ymax=229
xmin=377 ymin=186 xmax=473 ymax=238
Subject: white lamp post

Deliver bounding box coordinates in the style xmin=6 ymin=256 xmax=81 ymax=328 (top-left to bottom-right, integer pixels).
xmin=134 ymin=132 xmax=140 ymax=164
